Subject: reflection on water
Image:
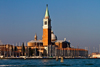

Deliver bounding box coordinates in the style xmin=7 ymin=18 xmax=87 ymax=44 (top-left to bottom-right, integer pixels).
xmin=41 ymin=59 xmax=49 ymax=62
xmin=0 ymin=59 xmax=100 ymax=67
xmin=41 ymin=59 xmax=50 ymax=65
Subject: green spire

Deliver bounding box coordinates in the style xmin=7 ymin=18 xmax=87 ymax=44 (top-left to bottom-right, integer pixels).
xmin=45 ymin=4 xmax=50 ymax=18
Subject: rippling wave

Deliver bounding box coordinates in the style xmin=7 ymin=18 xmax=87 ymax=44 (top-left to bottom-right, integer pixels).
xmin=0 ymin=59 xmax=99 ymax=67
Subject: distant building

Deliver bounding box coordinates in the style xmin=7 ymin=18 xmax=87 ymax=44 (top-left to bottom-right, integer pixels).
xmin=27 ymin=4 xmax=88 ymax=57
xmin=89 ymin=52 xmax=100 ymax=58
xmin=0 ymin=5 xmax=88 ymax=58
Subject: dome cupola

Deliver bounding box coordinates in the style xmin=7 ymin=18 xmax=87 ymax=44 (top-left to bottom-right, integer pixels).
xmin=51 ymin=31 xmax=57 ymax=41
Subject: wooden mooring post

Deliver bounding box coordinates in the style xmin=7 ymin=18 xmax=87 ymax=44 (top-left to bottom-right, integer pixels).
xmin=56 ymin=56 xmax=58 ymax=61
xmin=60 ymin=56 xmax=64 ymax=63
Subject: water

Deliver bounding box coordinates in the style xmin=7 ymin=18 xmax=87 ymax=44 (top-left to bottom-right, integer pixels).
xmin=0 ymin=59 xmax=100 ymax=67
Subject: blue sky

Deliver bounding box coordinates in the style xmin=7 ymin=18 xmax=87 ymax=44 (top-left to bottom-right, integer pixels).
xmin=0 ymin=0 xmax=100 ymax=52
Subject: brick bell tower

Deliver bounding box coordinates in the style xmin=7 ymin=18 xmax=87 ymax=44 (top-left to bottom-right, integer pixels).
xmin=43 ymin=4 xmax=51 ymax=47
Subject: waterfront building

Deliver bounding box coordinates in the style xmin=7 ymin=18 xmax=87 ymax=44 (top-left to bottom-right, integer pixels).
xmin=89 ymin=52 xmax=100 ymax=58
xmin=0 ymin=4 xmax=88 ymax=58
xmin=27 ymin=4 xmax=88 ymax=57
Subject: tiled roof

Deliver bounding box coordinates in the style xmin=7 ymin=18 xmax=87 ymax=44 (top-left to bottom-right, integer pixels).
xmin=28 ymin=40 xmax=42 ymax=43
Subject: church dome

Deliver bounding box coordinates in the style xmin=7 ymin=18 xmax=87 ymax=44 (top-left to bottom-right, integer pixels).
xmin=51 ymin=31 xmax=57 ymax=41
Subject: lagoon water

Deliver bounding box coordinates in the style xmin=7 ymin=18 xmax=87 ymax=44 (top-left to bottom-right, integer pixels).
xmin=0 ymin=59 xmax=99 ymax=67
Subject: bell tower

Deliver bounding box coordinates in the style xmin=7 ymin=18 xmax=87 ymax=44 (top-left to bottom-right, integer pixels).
xmin=43 ymin=4 xmax=51 ymax=46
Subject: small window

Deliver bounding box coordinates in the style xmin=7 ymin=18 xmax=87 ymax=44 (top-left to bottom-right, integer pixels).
xmin=45 ymin=21 xmax=47 ymax=25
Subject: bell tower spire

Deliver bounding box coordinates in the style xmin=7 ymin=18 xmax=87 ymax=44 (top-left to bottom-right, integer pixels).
xmin=45 ymin=4 xmax=50 ymax=19
xmin=43 ymin=4 xmax=51 ymax=46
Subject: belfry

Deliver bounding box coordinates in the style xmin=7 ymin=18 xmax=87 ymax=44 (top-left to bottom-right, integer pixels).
xmin=42 ymin=4 xmax=51 ymax=46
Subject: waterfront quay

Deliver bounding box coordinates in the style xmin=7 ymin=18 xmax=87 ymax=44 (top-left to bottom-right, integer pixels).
xmin=0 ymin=43 xmax=88 ymax=59
xmin=0 ymin=55 xmax=89 ymax=59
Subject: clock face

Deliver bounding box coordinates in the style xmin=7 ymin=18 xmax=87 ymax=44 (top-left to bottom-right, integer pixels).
xmin=45 ymin=21 xmax=47 ymax=25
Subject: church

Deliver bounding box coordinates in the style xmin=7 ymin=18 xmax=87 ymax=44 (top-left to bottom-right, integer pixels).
xmin=27 ymin=5 xmax=88 ymax=57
